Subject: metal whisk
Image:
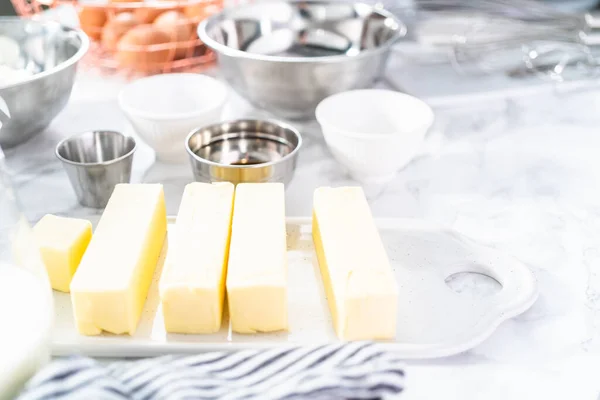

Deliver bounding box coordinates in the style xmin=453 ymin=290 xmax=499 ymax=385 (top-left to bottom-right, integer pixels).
xmin=376 ymin=0 xmax=599 ymax=80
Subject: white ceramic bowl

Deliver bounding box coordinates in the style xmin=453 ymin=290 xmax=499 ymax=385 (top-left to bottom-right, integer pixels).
xmin=316 ymin=89 xmax=434 ymax=184
xmin=118 ymin=74 xmax=228 ymax=163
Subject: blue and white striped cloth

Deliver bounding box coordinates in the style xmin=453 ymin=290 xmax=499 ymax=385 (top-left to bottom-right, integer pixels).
xmin=18 ymin=342 xmax=405 ymax=400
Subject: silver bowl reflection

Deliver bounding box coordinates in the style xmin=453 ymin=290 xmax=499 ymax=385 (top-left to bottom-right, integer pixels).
xmin=198 ymin=1 xmax=405 ymax=119
xmin=0 ymin=17 xmax=89 ymax=148
xmin=186 ymin=119 xmax=302 ymax=185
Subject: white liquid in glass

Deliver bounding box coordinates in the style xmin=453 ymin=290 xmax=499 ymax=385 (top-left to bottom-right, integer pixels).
xmin=0 ymin=147 xmax=53 ymax=399
xmin=0 ymin=262 xmax=53 ymax=400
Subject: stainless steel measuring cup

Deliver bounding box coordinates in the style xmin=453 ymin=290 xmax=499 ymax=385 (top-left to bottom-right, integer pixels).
xmin=56 ymin=130 xmax=136 ymax=208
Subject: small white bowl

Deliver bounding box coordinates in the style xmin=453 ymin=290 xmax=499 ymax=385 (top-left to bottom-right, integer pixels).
xmin=316 ymin=89 xmax=434 ymax=185
xmin=118 ymin=73 xmax=228 ymax=163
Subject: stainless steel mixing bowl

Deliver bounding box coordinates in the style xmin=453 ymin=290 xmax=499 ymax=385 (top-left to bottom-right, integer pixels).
xmin=186 ymin=119 xmax=302 ymax=185
xmin=198 ymin=1 xmax=405 ymax=119
xmin=0 ymin=17 xmax=89 ymax=148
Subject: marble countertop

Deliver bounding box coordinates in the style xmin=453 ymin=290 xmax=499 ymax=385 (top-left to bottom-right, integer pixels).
xmin=5 ymin=66 xmax=600 ymax=399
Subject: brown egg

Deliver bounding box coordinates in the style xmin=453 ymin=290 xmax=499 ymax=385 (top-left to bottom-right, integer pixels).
xmin=78 ymin=6 xmax=107 ymax=41
xmin=134 ymin=6 xmax=173 ymax=24
xmin=116 ymin=24 xmax=172 ymax=71
xmin=153 ymin=10 xmax=193 ymax=59
xmin=101 ymin=12 xmax=140 ymax=52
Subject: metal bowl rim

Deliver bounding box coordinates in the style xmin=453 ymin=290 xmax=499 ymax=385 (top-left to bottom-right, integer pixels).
xmin=185 ymin=119 xmax=303 ymax=169
xmin=0 ymin=17 xmax=89 ymax=91
xmin=55 ymin=130 xmax=137 ymax=167
xmin=198 ymin=0 xmax=406 ymax=64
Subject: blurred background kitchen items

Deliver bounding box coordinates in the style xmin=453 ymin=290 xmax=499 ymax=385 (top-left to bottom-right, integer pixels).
xmin=0 ymin=17 xmax=88 ymax=148
xmin=375 ymin=0 xmax=600 ymax=110
xmin=316 ymin=89 xmax=433 ymax=185
xmin=11 ymin=0 xmax=226 ymax=75
xmin=0 ymin=149 xmax=53 ymax=400
xmin=384 ymin=0 xmax=600 ymax=80
xmin=199 ymin=0 xmax=405 ymax=119
xmin=186 ymin=119 xmax=301 ymax=185
xmin=118 ymin=73 xmax=227 ymax=162
xmin=540 ymin=0 xmax=600 ymax=12
xmin=55 ymin=130 xmax=136 ymax=208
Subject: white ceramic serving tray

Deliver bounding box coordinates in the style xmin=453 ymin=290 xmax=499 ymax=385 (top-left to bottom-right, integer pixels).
xmin=52 ymin=217 xmax=538 ymax=359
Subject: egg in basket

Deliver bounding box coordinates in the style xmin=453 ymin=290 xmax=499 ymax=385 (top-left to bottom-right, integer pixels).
xmin=15 ymin=0 xmax=226 ymax=74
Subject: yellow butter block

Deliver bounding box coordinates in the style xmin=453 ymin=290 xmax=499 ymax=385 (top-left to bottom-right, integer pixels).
xmin=313 ymin=186 xmax=398 ymax=340
xmin=70 ymin=184 xmax=167 ymax=336
xmin=227 ymin=183 xmax=288 ymax=333
xmin=159 ymin=182 xmax=234 ymax=334
xmin=33 ymin=214 xmax=92 ymax=293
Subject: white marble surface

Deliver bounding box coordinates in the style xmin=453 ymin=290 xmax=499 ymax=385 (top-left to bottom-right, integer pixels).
xmin=5 ymin=66 xmax=600 ymax=399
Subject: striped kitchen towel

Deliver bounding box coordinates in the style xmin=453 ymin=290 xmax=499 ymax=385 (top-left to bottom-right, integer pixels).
xmin=17 ymin=342 xmax=405 ymax=400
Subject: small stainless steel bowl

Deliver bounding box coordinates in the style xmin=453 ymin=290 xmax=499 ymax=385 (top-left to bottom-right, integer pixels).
xmin=198 ymin=1 xmax=406 ymax=119
xmin=56 ymin=131 xmax=136 ymax=208
xmin=0 ymin=17 xmax=89 ymax=148
xmin=186 ymin=119 xmax=302 ymax=185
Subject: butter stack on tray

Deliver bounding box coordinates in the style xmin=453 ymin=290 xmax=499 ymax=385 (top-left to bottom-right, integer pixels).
xmin=36 ymin=180 xmax=539 ymax=359
xmin=35 ymin=183 xmax=398 ymax=341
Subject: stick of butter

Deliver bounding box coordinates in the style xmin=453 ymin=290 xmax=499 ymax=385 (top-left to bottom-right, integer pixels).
xmin=227 ymin=183 xmax=288 ymax=333
xmin=312 ymin=186 xmax=398 ymax=340
xmin=70 ymin=184 xmax=167 ymax=336
xmin=33 ymin=214 xmax=92 ymax=293
xmin=159 ymin=182 xmax=234 ymax=334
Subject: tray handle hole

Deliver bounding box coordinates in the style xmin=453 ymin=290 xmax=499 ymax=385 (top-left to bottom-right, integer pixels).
xmin=445 ymin=271 xmax=502 ymax=297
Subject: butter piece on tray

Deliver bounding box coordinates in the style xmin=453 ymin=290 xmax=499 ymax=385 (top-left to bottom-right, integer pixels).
xmin=313 ymin=186 xmax=398 ymax=340
xmin=70 ymin=184 xmax=167 ymax=336
xmin=227 ymin=183 xmax=288 ymax=333
xmin=33 ymin=214 xmax=92 ymax=293
xmin=159 ymin=182 xmax=234 ymax=334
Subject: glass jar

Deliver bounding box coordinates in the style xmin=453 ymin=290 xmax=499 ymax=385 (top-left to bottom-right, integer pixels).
xmin=0 ymin=148 xmax=54 ymax=400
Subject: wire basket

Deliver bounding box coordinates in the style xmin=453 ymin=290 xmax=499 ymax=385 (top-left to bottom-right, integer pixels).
xmin=11 ymin=0 xmax=225 ymax=75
